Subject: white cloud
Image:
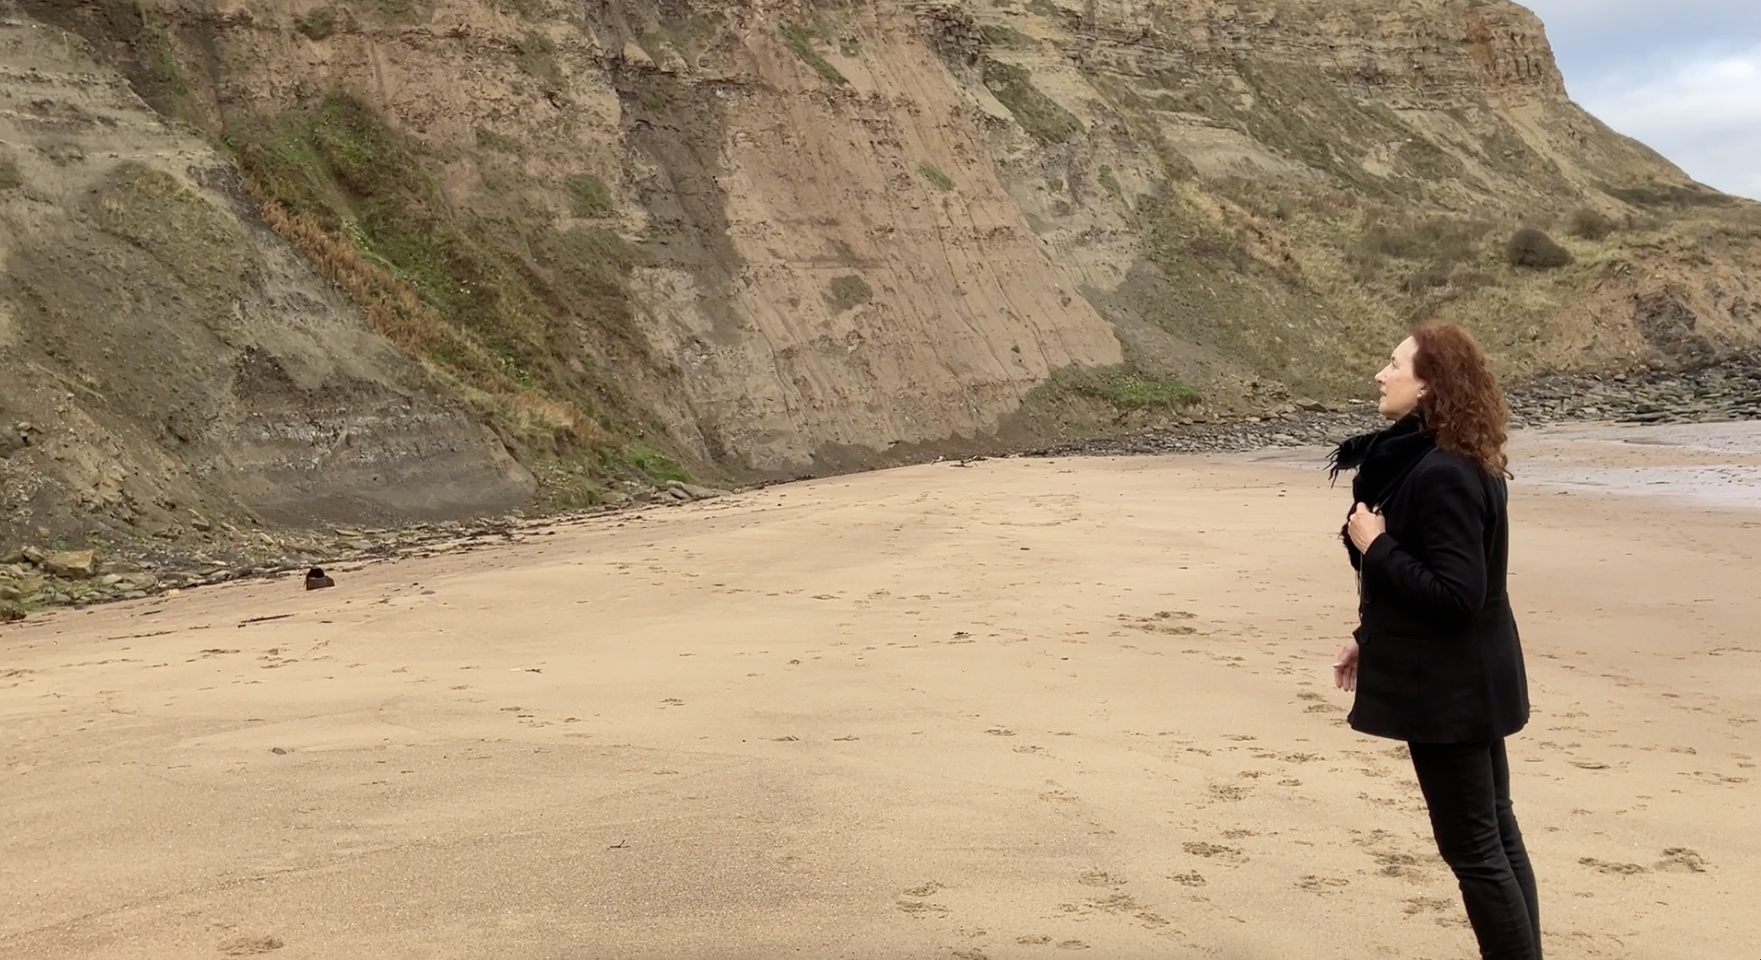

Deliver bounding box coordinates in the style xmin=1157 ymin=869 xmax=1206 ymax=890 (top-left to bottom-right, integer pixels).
xmin=1517 ymin=1 xmax=1760 ymax=198
xmin=1523 ymin=0 xmax=1760 ymax=54
xmin=1575 ymin=43 xmax=1761 ymax=199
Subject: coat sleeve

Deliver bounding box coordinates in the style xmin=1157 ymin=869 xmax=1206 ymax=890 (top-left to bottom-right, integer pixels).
xmin=1360 ymin=462 xmax=1487 ymax=625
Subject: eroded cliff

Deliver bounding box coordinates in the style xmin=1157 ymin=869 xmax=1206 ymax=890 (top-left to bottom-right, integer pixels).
xmin=3 ymin=0 xmax=1758 ymax=554
xmin=1 ymin=9 xmax=534 ymax=552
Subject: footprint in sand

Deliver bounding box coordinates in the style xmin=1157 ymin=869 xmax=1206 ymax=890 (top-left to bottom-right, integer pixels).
xmin=1655 ymin=847 xmax=1708 ymax=873
xmin=1168 ymin=871 xmax=1206 ymax=886
xmin=218 ymin=935 xmax=283 ymax=956
xmin=1295 ymin=875 xmax=1351 ymax=893
xmin=1116 ymin=611 xmax=1198 ymax=635
xmin=1374 ymin=852 xmax=1427 ymax=879
xmin=1183 ymin=842 xmax=1244 ymax=863
xmin=1078 ymin=870 xmax=1124 ymax=887
xmin=1061 ymin=892 xmax=1137 ymax=916
xmin=1207 ymin=782 xmax=1249 ymax=801
xmin=1578 ymin=856 xmax=1648 ymax=875
xmin=1403 ymin=896 xmax=1453 ymax=916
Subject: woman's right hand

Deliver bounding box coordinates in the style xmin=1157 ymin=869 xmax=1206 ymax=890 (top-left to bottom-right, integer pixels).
xmin=1333 ymin=640 xmax=1359 ymax=692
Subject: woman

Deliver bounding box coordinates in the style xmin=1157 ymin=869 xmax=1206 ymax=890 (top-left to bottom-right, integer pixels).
xmin=1330 ymin=322 xmax=1539 ymax=960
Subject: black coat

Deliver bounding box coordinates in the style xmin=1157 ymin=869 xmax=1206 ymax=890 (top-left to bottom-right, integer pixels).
xmin=1340 ymin=428 xmax=1530 ymax=744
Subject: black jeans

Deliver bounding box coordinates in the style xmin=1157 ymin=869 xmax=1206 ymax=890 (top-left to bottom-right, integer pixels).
xmin=1408 ymin=739 xmax=1541 ymax=960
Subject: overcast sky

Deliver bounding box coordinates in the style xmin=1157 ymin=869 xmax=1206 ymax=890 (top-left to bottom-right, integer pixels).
xmin=1519 ymin=0 xmax=1760 ymax=199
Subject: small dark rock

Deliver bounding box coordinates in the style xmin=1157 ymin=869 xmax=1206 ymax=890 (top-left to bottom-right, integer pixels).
xmin=304 ymin=567 xmax=335 ymax=590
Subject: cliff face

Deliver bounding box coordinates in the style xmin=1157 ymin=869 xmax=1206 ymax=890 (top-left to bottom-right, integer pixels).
xmin=3 ymin=0 xmax=1758 ymax=543
xmin=959 ymin=0 xmax=1758 ymax=394
xmin=0 ymin=8 xmax=534 ymax=548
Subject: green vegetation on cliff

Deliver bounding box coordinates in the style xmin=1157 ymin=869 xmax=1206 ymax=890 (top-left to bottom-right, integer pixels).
xmin=225 ymin=93 xmax=687 ymax=502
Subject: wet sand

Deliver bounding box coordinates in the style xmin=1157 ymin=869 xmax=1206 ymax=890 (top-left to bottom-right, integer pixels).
xmin=4 ymin=424 xmax=1759 ymax=959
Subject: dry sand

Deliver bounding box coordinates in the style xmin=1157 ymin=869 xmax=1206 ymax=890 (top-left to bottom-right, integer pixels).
xmin=4 ymin=424 xmax=1759 ymax=960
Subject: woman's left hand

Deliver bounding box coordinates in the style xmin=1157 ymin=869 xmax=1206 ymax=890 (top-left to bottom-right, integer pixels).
xmin=1347 ymin=502 xmax=1386 ymax=552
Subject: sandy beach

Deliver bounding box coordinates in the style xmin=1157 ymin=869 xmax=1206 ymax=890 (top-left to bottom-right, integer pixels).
xmin=4 ymin=424 xmax=1759 ymax=960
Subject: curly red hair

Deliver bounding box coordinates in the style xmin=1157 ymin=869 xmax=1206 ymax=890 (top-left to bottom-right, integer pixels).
xmin=1412 ymin=322 xmax=1511 ymax=478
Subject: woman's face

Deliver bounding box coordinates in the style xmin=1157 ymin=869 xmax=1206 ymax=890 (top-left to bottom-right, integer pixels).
xmin=1376 ymin=336 xmax=1426 ymax=420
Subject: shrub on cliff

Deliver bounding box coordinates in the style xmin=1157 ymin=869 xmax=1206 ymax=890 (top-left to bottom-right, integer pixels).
xmin=1566 ymin=207 xmax=1615 ymax=241
xmin=1504 ymin=228 xmax=1573 ymax=269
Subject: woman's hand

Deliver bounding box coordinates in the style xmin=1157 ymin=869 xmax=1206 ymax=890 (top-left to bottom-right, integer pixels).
xmin=1347 ymin=502 xmax=1386 ymax=553
xmin=1334 ymin=639 xmax=1359 ymax=692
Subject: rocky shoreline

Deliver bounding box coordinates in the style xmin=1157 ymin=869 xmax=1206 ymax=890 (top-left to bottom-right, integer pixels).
xmin=0 ymin=480 xmax=728 ymax=619
xmin=4 ymin=361 xmax=1757 ymax=619
xmin=1028 ymin=357 xmax=1761 ymax=459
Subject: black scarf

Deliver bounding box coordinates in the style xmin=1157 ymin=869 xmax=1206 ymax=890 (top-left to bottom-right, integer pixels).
xmin=1329 ymin=413 xmax=1435 ymax=506
xmin=1329 ymin=414 xmax=1435 ymax=556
